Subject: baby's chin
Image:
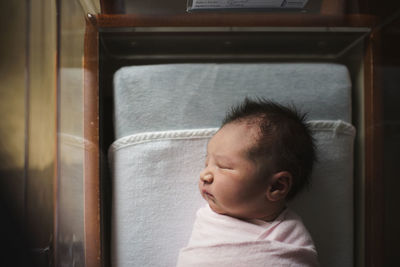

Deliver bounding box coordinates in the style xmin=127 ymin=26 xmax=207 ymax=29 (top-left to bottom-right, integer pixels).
xmin=208 ymin=204 xmax=255 ymax=220
xmin=201 ymin=192 xmax=241 ymax=218
xmin=208 ymin=202 xmax=231 ymax=216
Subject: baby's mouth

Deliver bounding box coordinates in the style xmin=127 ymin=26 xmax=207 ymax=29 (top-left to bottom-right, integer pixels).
xmin=202 ymin=190 xmax=215 ymax=200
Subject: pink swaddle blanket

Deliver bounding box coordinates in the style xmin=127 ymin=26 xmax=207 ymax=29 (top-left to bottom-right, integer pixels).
xmin=176 ymin=205 xmax=319 ymax=267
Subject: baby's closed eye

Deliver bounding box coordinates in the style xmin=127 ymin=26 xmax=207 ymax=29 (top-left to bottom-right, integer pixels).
xmin=217 ymin=164 xmax=234 ymax=170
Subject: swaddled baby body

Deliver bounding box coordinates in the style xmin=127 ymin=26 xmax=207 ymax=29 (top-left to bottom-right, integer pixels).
xmin=177 ymin=98 xmax=319 ymax=267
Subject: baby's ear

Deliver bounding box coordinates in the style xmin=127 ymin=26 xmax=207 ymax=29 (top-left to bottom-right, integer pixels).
xmin=265 ymin=171 xmax=293 ymax=202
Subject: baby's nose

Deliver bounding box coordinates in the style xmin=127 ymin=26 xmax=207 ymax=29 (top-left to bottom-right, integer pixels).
xmin=200 ymin=173 xmax=213 ymax=183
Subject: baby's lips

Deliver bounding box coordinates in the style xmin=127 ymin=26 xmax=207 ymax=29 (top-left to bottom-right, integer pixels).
xmin=202 ymin=190 xmax=214 ymax=198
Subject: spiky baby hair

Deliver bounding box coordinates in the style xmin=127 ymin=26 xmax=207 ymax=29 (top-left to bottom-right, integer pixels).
xmin=222 ymin=97 xmax=316 ymax=199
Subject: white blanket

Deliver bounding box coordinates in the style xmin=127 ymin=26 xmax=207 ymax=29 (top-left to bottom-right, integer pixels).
xmin=109 ymin=121 xmax=355 ymax=267
xmin=109 ymin=129 xmax=217 ymax=267
xmin=177 ymin=205 xmax=319 ymax=267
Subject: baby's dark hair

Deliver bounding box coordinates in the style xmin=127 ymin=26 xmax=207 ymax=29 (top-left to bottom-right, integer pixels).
xmin=222 ymin=97 xmax=316 ymax=200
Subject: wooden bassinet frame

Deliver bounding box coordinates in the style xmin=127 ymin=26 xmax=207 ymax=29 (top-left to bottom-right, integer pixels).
xmin=78 ymin=12 xmax=383 ymax=267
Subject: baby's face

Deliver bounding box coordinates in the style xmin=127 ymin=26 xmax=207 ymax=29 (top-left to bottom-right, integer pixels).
xmin=199 ymin=122 xmax=272 ymax=220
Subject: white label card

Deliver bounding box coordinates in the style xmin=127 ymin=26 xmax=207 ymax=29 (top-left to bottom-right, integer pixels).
xmin=190 ymin=0 xmax=308 ymax=9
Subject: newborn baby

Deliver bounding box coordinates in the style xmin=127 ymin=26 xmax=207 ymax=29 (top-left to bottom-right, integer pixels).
xmin=177 ymin=98 xmax=319 ymax=267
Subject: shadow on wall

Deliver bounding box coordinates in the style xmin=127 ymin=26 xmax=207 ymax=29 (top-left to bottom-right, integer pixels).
xmin=383 ymin=66 xmax=400 ymax=266
xmin=0 ymin=170 xmax=37 ymax=267
xmin=0 ymin=168 xmax=52 ymax=267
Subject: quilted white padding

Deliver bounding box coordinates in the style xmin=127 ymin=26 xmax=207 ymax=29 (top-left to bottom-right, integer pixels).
xmin=113 ymin=63 xmax=352 ymax=139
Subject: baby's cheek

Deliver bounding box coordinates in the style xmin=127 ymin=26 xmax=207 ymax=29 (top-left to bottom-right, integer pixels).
xmin=218 ymin=184 xmax=241 ymax=203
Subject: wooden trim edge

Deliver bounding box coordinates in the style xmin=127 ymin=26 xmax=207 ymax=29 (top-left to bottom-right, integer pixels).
xmin=363 ymin=29 xmax=384 ymax=267
xmin=95 ymin=13 xmax=377 ymax=28
xmin=83 ymin=16 xmax=101 ymax=267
